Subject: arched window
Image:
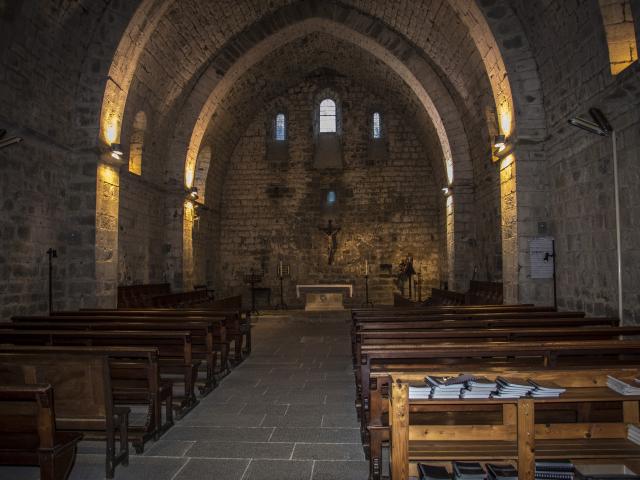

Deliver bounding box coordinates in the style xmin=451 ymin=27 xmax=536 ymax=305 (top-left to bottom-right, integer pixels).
xmin=598 ymin=0 xmax=638 ymax=74
xmin=274 ymin=113 xmax=286 ymax=141
xmin=128 ymin=111 xmax=147 ymax=175
xmin=372 ymin=112 xmax=382 ymax=139
xmin=319 ymin=98 xmax=337 ymax=133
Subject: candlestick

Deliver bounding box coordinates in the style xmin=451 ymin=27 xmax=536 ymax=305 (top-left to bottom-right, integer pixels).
xmin=365 ymin=259 xmax=369 ymax=276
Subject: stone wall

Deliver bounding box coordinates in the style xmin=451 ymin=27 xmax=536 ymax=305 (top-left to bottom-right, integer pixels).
xmin=512 ymin=1 xmax=640 ymax=322
xmin=117 ymin=172 xmax=166 ymax=285
xmin=217 ymin=76 xmax=442 ymax=306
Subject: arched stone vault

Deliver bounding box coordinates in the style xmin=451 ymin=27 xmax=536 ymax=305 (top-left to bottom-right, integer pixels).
xmin=96 ymin=0 xmax=548 ymax=302
xmin=3 ymin=1 xmax=637 ymax=319
xmin=160 ymin=15 xmax=477 ymax=290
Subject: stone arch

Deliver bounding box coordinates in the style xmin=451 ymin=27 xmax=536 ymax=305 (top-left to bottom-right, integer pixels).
xmin=172 ymin=17 xmax=466 ymax=194
xmin=99 ymin=0 xmax=175 ymax=146
xmin=193 ymin=145 xmax=212 ymax=204
xmin=162 ymin=16 xmax=475 ymax=290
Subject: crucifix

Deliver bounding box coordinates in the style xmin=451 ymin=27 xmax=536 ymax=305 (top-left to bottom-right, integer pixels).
xmin=319 ymin=219 xmax=340 ymax=265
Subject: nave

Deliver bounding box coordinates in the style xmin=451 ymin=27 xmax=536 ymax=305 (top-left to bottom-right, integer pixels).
xmin=0 ymin=312 xmax=367 ymax=480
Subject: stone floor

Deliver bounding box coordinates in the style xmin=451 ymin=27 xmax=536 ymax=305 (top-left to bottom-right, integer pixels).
xmin=0 ymin=310 xmax=368 ymax=480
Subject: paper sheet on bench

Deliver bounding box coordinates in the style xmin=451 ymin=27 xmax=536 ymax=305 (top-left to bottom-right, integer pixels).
xmin=529 ymin=236 xmax=554 ymax=279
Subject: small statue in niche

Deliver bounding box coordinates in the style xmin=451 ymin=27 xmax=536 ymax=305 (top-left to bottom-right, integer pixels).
xmin=396 ymin=254 xmax=416 ymax=294
xmin=319 ymin=219 xmax=341 ymax=265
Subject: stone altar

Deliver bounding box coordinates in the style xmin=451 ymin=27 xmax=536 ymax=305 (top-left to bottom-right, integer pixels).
xmin=296 ymin=284 xmax=354 ymax=311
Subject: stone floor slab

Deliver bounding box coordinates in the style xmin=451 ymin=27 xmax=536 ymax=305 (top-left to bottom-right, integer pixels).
xmin=243 ymin=459 xmax=314 ymax=480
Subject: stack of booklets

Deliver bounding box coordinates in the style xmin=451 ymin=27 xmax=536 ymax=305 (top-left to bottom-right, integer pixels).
xmin=425 ymin=375 xmax=474 ymax=399
xmin=452 ymin=461 xmax=486 ymax=480
xmin=418 ymin=464 xmax=451 ymax=479
xmin=460 ymin=377 xmax=498 ymax=399
xmin=528 ymin=380 xmax=566 ymax=397
xmin=628 ymin=424 xmax=640 ymax=446
xmin=575 ymin=464 xmax=640 ymax=479
xmin=487 ymin=463 xmax=518 ymax=480
xmin=607 ymin=375 xmax=640 ymax=396
xmin=535 ymin=460 xmax=575 ymax=479
xmin=409 ymin=383 xmax=432 ymax=400
xmin=491 ymin=377 xmax=534 ymax=398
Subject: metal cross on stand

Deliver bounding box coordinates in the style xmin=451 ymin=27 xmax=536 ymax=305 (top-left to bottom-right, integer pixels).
xmin=275 ymin=263 xmax=289 ymax=310
xmin=243 ymin=271 xmax=263 ymax=315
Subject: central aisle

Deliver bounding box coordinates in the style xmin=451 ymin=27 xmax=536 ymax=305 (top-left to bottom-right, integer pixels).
xmin=78 ymin=311 xmax=367 ymax=480
xmin=153 ymin=310 xmax=367 ymax=479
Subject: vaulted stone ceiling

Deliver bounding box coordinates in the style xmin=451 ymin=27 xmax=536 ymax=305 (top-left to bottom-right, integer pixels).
xmin=115 ymin=0 xmax=499 ymax=191
xmin=198 ymin=31 xmax=450 ymax=209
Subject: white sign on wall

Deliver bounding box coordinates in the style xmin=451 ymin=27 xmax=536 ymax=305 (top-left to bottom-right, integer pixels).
xmin=529 ymin=237 xmax=554 ymax=279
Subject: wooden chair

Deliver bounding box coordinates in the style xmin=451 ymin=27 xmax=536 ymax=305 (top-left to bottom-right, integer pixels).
xmin=0 ymin=384 xmax=82 ymax=480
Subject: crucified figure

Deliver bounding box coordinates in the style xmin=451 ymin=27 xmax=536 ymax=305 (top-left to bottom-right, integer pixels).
xmin=319 ymin=219 xmax=340 ymax=265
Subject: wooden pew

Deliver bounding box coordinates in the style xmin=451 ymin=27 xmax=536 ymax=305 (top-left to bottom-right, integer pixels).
xmin=13 ymin=314 xmax=226 ymax=390
xmin=118 ymin=283 xmax=171 ymax=308
xmin=357 ymin=339 xmax=640 ymax=437
xmin=150 ymin=290 xmax=211 ymax=308
xmin=351 ymin=304 xmax=553 ymax=319
xmin=353 ymin=323 xmax=637 ymax=366
xmin=0 ymin=348 xmax=129 ymax=478
xmin=352 ymin=316 xmax=617 ymax=367
xmin=74 ymin=309 xmax=249 ymax=363
xmin=387 ymin=367 xmax=640 ymax=480
xmin=427 ymin=288 xmax=466 ymax=305
xmin=359 ymin=341 xmax=640 ymax=479
xmin=0 ymin=344 xmax=169 ymax=454
xmin=0 ymin=327 xmax=199 ymax=418
xmin=0 ymin=384 xmax=82 ymax=480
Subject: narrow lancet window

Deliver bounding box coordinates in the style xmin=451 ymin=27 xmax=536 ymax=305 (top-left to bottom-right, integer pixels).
xmin=372 ymin=112 xmax=382 ymax=139
xmin=275 ymin=113 xmax=286 ymax=141
xmin=319 ymin=99 xmax=337 ymax=133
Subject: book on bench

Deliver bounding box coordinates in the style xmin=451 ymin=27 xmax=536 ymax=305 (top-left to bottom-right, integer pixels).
xmin=575 ymin=463 xmax=640 ymax=479
xmin=607 ymin=376 xmax=640 ymax=396
xmin=418 ymin=464 xmax=452 ymax=480
xmin=535 ymin=460 xmax=575 ymax=479
xmin=528 ymin=379 xmax=566 ymax=397
xmin=453 ymin=461 xmax=485 ymax=480
xmin=486 ymin=463 xmax=518 ymax=480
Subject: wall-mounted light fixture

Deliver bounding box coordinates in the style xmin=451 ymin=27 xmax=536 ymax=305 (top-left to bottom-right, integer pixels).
xmin=186 ymin=186 xmax=199 ymax=202
xmin=492 ymin=134 xmax=515 ymax=162
xmin=110 ymin=143 xmax=124 ymax=160
xmin=442 ymin=186 xmax=453 ymax=197
xmin=0 ymin=129 xmax=24 ymax=150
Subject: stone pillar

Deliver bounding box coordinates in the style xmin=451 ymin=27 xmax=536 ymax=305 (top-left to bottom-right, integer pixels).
xmin=501 ymin=144 xmax=554 ymax=305
xmin=163 ymin=188 xmax=187 ymax=291
xmin=451 ymin=183 xmax=475 ymax=291
xmin=95 ymin=153 xmax=124 ymax=307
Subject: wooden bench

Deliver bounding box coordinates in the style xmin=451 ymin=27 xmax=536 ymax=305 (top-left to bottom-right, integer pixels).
xmin=387 ymin=367 xmax=640 ymax=480
xmin=0 ymin=384 xmax=82 ymax=480
xmin=0 ymin=348 xmax=129 ymax=478
xmin=1 ymin=327 xmax=199 ymax=418
xmin=351 ymin=305 xmax=555 ymax=324
xmin=357 ymin=339 xmax=640 ymax=441
xmin=0 ymin=344 xmax=170 ymax=454
xmin=353 ymin=324 xmax=640 ymax=370
xmin=150 ymin=290 xmax=211 ymax=308
xmin=118 ymin=283 xmax=171 ymax=308
xmin=76 ymin=309 xmax=249 ymax=363
xmin=14 ymin=314 xmax=226 ymax=391
xmin=352 ymin=315 xmax=618 ymax=368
